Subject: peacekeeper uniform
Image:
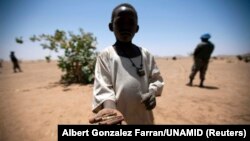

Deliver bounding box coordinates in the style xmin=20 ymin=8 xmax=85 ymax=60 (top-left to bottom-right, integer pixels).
xmin=189 ymin=41 xmax=214 ymax=81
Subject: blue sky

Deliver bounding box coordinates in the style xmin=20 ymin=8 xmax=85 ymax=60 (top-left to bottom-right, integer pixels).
xmin=0 ymin=0 xmax=250 ymax=60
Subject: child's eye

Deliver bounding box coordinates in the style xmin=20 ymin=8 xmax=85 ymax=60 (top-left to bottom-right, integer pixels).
xmin=129 ymin=20 xmax=136 ymax=26
xmin=114 ymin=21 xmax=121 ymax=27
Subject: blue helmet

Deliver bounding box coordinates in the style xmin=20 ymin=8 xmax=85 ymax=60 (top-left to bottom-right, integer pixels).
xmin=201 ymin=33 xmax=211 ymax=40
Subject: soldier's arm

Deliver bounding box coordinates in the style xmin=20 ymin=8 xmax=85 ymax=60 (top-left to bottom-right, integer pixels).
xmin=193 ymin=45 xmax=202 ymax=58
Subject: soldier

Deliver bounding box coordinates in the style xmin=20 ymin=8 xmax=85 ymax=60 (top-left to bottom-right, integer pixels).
xmin=0 ymin=59 xmax=3 ymax=73
xmin=10 ymin=51 xmax=22 ymax=73
xmin=187 ymin=33 xmax=214 ymax=87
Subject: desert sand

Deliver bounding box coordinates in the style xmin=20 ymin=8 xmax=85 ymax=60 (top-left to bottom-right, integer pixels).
xmin=0 ymin=57 xmax=250 ymax=140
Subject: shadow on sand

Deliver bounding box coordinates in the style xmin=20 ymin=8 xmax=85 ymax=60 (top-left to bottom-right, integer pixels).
xmin=186 ymin=84 xmax=219 ymax=90
xmin=194 ymin=85 xmax=219 ymax=90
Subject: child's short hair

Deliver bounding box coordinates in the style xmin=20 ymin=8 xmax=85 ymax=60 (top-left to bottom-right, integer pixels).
xmin=111 ymin=3 xmax=138 ymax=23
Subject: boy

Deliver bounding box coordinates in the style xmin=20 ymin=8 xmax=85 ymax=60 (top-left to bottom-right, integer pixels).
xmin=90 ymin=3 xmax=164 ymax=124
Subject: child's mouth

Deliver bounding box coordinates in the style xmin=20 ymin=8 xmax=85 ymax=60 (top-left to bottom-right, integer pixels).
xmin=120 ymin=31 xmax=132 ymax=36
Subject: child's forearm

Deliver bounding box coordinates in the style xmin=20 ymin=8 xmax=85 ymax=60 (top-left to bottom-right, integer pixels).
xmin=103 ymin=100 xmax=116 ymax=109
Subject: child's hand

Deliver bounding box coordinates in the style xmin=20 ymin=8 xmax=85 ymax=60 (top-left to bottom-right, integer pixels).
xmin=89 ymin=108 xmax=126 ymax=125
xmin=141 ymin=90 xmax=156 ymax=110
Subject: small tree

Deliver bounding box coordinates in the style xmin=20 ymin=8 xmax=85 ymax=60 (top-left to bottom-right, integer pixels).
xmin=18 ymin=28 xmax=97 ymax=84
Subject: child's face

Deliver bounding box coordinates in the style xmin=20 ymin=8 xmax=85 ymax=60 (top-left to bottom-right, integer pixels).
xmin=112 ymin=6 xmax=138 ymax=43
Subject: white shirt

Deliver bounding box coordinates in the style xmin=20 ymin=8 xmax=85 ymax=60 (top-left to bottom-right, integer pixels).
xmin=92 ymin=46 xmax=164 ymax=124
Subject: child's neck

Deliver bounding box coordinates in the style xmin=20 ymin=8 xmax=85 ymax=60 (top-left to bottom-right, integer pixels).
xmin=113 ymin=41 xmax=141 ymax=58
xmin=114 ymin=41 xmax=133 ymax=48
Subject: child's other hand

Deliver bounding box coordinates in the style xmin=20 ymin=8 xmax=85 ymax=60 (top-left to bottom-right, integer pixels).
xmin=141 ymin=91 xmax=156 ymax=110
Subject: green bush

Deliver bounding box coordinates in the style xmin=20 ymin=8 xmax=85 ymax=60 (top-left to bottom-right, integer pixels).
xmin=26 ymin=28 xmax=97 ymax=84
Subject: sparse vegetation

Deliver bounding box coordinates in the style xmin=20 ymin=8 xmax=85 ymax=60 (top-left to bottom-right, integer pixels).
xmin=237 ymin=55 xmax=243 ymax=61
xmin=15 ymin=37 xmax=23 ymax=44
xmin=212 ymin=56 xmax=218 ymax=60
xmin=16 ymin=28 xmax=97 ymax=84
xmin=236 ymin=54 xmax=250 ymax=63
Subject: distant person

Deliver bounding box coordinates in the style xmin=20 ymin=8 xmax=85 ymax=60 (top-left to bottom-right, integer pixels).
xmin=0 ymin=59 xmax=3 ymax=73
xmin=186 ymin=33 xmax=214 ymax=87
xmin=89 ymin=3 xmax=164 ymax=125
xmin=10 ymin=51 xmax=22 ymax=73
xmin=0 ymin=59 xmax=2 ymax=66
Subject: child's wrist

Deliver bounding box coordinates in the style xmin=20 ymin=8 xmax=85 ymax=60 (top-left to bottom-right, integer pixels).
xmin=103 ymin=100 xmax=116 ymax=109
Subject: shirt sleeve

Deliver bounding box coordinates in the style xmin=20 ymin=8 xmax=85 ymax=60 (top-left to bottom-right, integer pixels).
xmin=148 ymin=54 xmax=164 ymax=97
xmin=92 ymin=54 xmax=116 ymax=113
xmin=193 ymin=44 xmax=202 ymax=58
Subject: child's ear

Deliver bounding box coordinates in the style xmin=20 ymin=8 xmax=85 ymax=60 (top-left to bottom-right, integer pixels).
xmin=109 ymin=23 xmax=113 ymax=31
xmin=136 ymin=25 xmax=139 ymax=33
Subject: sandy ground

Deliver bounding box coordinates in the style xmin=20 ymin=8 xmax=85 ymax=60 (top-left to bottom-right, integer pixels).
xmin=0 ymin=57 xmax=250 ymax=140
